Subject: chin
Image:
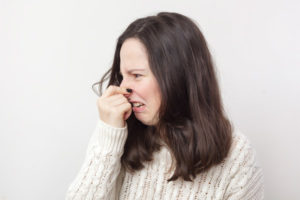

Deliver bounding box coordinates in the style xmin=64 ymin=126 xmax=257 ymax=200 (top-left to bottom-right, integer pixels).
xmin=143 ymin=118 xmax=159 ymax=126
xmin=135 ymin=112 xmax=159 ymax=126
xmin=135 ymin=117 xmax=155 ymax=126
xmin=138 ymin=119 xmax=152 ymax=126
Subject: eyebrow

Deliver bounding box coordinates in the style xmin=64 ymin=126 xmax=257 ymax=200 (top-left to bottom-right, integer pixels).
xmin=119 ymin=68 xmax=146 ymax=75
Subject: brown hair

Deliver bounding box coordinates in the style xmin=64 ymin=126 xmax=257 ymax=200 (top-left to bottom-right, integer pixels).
xmin=92 ymin=11 xmax=233 ymax=182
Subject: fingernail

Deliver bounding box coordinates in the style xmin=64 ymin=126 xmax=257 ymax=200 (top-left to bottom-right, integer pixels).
xmin=126 ymin=88 xmax=132 ymax=93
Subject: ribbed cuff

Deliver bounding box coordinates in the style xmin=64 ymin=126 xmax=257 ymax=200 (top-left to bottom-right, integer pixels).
xmin=96 ymin=119 xmax=128 ymax=154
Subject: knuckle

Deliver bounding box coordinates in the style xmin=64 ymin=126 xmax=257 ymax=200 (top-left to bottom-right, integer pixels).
xmin=110 ymin=85 xmax=118 ymax=90
xmin=97 ymin=97 xmax=105 ymax=104
xmin=106 ymin=85 xmax=115 ymax=93
xmin=118 ymin=94 xmax=124 ymax=98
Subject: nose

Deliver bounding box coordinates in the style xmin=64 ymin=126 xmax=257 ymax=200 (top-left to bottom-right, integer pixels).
xmin=123 ymin=93 xmax=130 ymax=98
xmin=119 ymin=78 xmax=127 ymax=89
xmin=120 ymin=78 xmax=133 ymax=97
xmin=120 ymin=76 xmax=132 ymax=89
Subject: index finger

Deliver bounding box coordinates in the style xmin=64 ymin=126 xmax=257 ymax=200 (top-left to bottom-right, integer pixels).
xmin=102 ymin=85 xmax=130 ymax=98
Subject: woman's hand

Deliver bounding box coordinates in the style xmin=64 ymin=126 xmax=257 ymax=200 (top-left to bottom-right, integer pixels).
xmin=97 ymin=85 xmax=132 ymax=128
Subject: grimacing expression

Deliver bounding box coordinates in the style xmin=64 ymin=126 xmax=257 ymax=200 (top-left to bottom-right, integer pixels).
xmin=119 ymin=38 xmax=161 ymax=126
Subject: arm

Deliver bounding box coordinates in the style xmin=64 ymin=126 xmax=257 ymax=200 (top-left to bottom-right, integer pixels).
xmin=65 ymin=119 xmax=128 ymax=200
xmin=224 ymin=134 xmax=265 ymax=200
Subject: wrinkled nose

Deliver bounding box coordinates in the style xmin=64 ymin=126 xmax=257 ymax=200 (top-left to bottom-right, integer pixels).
xmin=120 ymin=79 xmax=133 ymax=98
xmin=120 ymin=79 xmax=125 ymax=88
xmin=124 ymin=93 xmax=131 ymax=98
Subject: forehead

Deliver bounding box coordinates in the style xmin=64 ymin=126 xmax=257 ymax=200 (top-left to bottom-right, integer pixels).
xmin=120 ymin=38 xmax=149 ymax=71
xmin=120 ymin=38 xmax=148 ymax=58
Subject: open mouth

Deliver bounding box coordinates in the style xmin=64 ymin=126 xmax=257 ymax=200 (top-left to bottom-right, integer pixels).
xmin=132 ymin=102 xmax=145 ymax=107
xmin=131 ymin=102 xmax=146 ymax=113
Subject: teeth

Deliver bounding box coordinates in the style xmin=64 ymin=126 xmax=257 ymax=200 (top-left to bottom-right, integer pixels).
xmin=132 ymin=102 xmax=144 ymax=107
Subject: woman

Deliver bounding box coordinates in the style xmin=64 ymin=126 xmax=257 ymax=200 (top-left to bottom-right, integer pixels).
xmin=66 ymin=12 xmax=264 ymax=199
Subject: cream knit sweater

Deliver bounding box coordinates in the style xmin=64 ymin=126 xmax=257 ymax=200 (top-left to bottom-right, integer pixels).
xmin=66 ymin=119 xmax=264 ymax=200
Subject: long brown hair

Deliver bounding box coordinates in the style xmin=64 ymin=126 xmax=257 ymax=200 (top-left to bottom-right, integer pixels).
xmin=92 ymin=12 xmax=233 ymax=182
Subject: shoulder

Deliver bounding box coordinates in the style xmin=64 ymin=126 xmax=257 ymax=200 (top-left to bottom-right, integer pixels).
xmin=222 ymin=127 xmax=264 ymax=199
xmin=227 ymin=127 xmax=259 ymax=165
xmin=223 ymin=127 xmax=261 ymax=174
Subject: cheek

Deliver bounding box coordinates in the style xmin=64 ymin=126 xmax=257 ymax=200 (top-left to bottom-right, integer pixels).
xmin=135 ymin=83 xmax=153 ymax=99
xmin=147 ymin=82 xmax=161 ymax=107
xmin=134 ymin=81 xmax=159 ymax=102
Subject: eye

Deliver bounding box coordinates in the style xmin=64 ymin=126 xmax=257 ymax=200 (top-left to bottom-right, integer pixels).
xmin=134 ymin=74 xmax=142 ymax=78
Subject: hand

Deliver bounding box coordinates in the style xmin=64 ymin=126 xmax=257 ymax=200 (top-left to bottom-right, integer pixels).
xmin=97 ymin=85 xmax=132 ymax=128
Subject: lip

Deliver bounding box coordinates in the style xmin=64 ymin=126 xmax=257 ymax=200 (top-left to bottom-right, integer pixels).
xmin=128 ymin=99 xmax=146 ymax=112
xmin=132 ymin=104 xmax=146 ymax=112
xmin=129 ymin=100 xmax=145 ymax=105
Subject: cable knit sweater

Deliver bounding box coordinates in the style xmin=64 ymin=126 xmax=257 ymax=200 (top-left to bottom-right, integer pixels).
xmin=65 ymin=119 xmax=264 ymax=200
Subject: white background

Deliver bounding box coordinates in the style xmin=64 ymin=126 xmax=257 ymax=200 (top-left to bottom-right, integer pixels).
xmin=0 ymin=0 xmax=299 ymax=199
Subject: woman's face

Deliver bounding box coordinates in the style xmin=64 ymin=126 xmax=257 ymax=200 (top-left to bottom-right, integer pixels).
xmin=119 ymin=38 xmax=161 ymax=126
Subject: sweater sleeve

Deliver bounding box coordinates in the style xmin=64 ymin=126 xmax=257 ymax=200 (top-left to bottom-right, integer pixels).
xmin=224 ymin=133 xmax=265 ymax=200
xmin=65 ymin=119 xmax=128 ymax=200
